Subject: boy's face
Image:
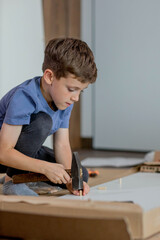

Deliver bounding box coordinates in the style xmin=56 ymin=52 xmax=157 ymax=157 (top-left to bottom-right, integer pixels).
xmin=48 ymin=73 xmax=89 ymax=110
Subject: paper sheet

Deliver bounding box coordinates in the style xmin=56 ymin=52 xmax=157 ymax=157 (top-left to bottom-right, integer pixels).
xmin=61 ymin=172 xmax=160 ymax=211
xmin=81 ymin=157 xmax=145 ymax=167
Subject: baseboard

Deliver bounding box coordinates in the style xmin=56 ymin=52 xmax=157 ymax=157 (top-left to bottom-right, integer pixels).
xmin=81 ymin=138 xmax=92 ymax=149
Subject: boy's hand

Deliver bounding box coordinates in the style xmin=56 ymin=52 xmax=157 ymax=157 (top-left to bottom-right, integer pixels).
xmin=44 ymin=162 xmax=71 ymax=184
xmin=66 ymin=180 xmax=90 ymax=196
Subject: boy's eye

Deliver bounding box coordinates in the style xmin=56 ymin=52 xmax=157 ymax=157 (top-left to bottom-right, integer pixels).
xmin=68 ymin=88 xmax=75 ymax=92
xmin=67 ymin=88 xmax=84 ymax=93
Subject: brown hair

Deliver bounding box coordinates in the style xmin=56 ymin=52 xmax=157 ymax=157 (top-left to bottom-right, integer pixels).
xmin=42 ymin=38 xmax=97 ymax=83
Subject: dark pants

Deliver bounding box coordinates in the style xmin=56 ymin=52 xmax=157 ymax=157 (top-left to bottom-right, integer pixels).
xmin=0 ymin=112 xmax=88 ymax=185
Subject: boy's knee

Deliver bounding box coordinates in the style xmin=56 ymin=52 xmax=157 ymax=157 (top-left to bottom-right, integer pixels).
xmin=15 ymin=112 xmax=53 ymax=156
xmin=82 ymin=166 xmax=89 ymax=183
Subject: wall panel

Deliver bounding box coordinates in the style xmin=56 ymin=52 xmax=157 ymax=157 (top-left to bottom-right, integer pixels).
xmin=43 ymin=0 xmax=81 ymax=149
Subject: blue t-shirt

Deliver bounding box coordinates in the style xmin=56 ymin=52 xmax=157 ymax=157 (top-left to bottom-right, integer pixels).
xmin=0 ymin=76 xmax=73 ymax=135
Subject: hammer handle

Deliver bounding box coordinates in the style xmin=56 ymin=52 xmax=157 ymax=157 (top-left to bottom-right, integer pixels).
xmin=12 ymin=169 xmax=71 ymax=184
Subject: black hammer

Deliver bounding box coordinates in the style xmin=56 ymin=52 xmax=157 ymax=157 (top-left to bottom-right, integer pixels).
xmin=12 ymin=152 xmax=83 ymax=194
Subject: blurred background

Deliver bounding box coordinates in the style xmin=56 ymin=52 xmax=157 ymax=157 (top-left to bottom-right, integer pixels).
xmin=1 ymin=0 xmax=160 ymax=153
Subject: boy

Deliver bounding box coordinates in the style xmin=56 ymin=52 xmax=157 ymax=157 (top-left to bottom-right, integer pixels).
xmin=0 ymin=38 xmax=97 ymax=196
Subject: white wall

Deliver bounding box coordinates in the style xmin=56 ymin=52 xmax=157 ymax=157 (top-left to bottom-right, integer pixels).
xmin=0 ymin=0 xmax=44 ymax=96
xmin=0 ymin=0 xmax=52 ymax=148
xmin=0 ymin=0 xmax=94 ymax=146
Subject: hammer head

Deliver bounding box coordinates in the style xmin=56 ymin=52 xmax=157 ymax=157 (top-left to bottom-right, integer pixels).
xmin=71 ymin=152 xmax=83 ymax=191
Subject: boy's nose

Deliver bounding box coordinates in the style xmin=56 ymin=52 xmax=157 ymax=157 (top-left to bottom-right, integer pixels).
xmin=71 ymin=93 xmax=79 ymax=102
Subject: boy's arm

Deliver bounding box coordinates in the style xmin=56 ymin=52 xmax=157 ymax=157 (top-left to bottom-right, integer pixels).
xmin=0 ymin=123 xmax=70 ymax=184
xmin=53 ymin=128 xmax=72 ymax=168
xmin=54 ymin=128 xmax=90 ymax=195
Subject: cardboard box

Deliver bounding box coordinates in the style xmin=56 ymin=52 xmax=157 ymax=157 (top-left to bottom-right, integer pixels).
xmin=0 ymin=200 xmax=131 ymax=240
xmin=0 ymin=195 xmax=160 ymax=240
xmin=1 ymin=165 xmax=160 ymax=240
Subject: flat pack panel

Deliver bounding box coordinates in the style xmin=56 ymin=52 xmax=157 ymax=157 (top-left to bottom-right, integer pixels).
xmin=61 ymin=172 xmax=160 ymax=212
xmin=81 ymin=157 xmax=145 ymax=167
xmin=94 ymin=0 xmax=160 ymax=150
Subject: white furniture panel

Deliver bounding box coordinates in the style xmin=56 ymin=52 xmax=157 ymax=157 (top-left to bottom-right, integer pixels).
xmin=94 ymin=0 xmax=160 ymax=151
xmin=80 ymin=0 xmax=93 ymax=137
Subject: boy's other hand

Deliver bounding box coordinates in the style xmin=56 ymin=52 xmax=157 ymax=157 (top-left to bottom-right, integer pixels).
xmin=66 ymin=180 xmax=90 ymax=196
xmin=44 ymin=162 xmax=70 ymax=184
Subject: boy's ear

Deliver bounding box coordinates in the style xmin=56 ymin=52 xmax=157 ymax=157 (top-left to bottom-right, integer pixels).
xmin=43 ymin=69 xmax=55 ymax=85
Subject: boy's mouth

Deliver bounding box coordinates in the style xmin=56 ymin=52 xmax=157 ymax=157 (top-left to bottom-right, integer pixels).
xmin=66 ymin=102 xmax=73 ymax=107
xmin=66 ymin=102 xmax=71 ymax=106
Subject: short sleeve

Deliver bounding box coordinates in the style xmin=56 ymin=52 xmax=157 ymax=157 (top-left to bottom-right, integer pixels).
xmin=60 ymin=104 xmax=73 ymax=128
xmin=4 ymin=89 xmax=36 ymax=125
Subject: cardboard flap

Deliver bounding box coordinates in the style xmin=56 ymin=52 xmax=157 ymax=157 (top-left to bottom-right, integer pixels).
xmin=154 ymin=151 xmax=160 ymax=162
xmin=0 ymin=195 xmax=142 ymax=212
xmin=0 ymin=210 xmax=132 ymax=240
